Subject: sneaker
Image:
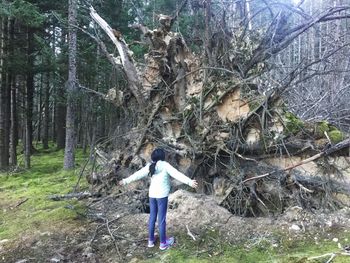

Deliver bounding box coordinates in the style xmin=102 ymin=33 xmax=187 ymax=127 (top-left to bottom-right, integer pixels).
xmin=148 ymin=240 xmax=155 ymax=248
xmin=159 ymin=237 xmax=175 ymax=250
xmin=148 ymin=235 xmax=158 ymax=248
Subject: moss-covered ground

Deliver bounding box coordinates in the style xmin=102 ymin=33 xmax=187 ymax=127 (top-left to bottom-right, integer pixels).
xmin=1 ymin=145 xmax=350 ymax=262
xmin=0 ymin=145 xmax=89 ymax=241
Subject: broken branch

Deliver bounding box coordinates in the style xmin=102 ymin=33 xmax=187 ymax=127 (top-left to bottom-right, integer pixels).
xmin=242 ymin=139 xmax=350 ymax=184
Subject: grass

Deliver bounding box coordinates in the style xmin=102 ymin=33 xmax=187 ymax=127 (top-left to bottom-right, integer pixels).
xmin=0 ymin=144 xmax=89 ymax=241
xmin=143 ymin=229 xmax=350 ymax=263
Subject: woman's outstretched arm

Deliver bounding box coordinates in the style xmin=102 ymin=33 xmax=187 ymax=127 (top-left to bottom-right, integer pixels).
xmin=165 ymin=162 xmax=198 ymax=188
xmin=120 ymin=165 xmax=150 ymax=185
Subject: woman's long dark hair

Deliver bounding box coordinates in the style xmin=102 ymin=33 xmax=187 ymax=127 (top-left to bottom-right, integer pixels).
xmin=149 ymin=148 xmax=165 ymax=176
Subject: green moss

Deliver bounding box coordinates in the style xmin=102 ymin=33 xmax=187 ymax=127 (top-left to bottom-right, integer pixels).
xmin=315 ymin=121 xmax=330 ymax=137
xmin=284 ymin=112 xmax=304 ymax=135
xmin=329 ymin=129 xmax=344 ymax=144
xmin=0 ymin=146 xmax=89 ymax=240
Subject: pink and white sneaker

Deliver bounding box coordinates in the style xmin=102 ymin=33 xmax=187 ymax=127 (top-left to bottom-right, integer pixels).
xmin=159 ymin=237 xmax=175 ymax=250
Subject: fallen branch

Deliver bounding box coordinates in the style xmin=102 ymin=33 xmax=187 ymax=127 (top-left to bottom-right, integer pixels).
xmin=186 ymin=224 xmax=196 ymax=241
xmin=106 ymin=218 xmax=122 ymax=259
xmin=242 ymin=138 xmax=350 ymax=184
xmin=12 ymin=198 xmax=29 ymax=208
xmin=49 ymin=191 xmax=96 ymax=201
xmin=90 ymin=6 xmax=145 ymax=107
xmin=308 ymin=251 xmax=350 ymax=261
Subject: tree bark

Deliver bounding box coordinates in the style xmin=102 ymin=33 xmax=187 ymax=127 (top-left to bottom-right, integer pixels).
xmin=10 ymin=75 xmax=17 ymax=166
xmin=8 ymin=19 xmax=17 ymax=166
xmin=55 ymin=26 xmax=66 ymax=149
xmin=0 ymin=17 xmax=8 ymax=170
xmin=43 ymin=70 xmax=50 ymax=149
xmin=64 ymin=0 xmax=78 ymax=169
xmin=55 ymin=86 xmax=66 ymax=149
xmin=24 ymin=27 xmax=35 ymax=169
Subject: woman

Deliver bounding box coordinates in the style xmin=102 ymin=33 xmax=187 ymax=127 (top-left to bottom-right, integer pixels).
xmin=119 ymin=148 xmax=198 ymax=250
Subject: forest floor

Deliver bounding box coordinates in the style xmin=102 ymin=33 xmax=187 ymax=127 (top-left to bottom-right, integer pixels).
xmin=1 ymin=147 xmax=350 ymax=263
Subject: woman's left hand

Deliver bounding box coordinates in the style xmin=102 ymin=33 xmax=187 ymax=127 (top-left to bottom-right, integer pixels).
xmin=190 ymin=180 xmax=198 ymax=189
xmin=118 ymin=180 xmax=125 ymax=186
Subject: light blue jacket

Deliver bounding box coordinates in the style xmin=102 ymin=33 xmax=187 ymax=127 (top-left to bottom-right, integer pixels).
xmin=122 ymin=160 xmax=192 ymax=198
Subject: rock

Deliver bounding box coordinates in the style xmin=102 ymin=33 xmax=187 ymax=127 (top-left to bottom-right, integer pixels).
xmin=50 ymin=257 xmax=61 ymax=263
xmin=0 ymin=239 xmax=9 ymax=244
xmin=289 ymin=224 xmax=301 ymax=231
xmin=333 ymin=238 xmax=339 ymax=242
xmin=15 ymin=260 xmax=28 ymax=263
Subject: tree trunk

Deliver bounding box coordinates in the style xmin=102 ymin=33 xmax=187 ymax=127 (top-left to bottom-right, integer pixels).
xmin=36 ymin=74 xmax=43 ymax=144
xmin=204 ymin=0 xmax=214 ymax=66
xmin=10 ymin=75 xmax=17 ymax=166
xmin=55 ymin=26 xmax=66 ymax=149
xmin=0 ymin=17 xmax=8 ymax=170
xmin=64 ymin=0 xmax=78 ymax=169
xmin=43 ymin=71 xmax=50 ymax=149
xmin=24 ymin=27 xmax=35 ymax=168
xmin=55 ymin=86 xmax=66 ymax=149
xmin=8 ymin=19 xmax=17 ymax=166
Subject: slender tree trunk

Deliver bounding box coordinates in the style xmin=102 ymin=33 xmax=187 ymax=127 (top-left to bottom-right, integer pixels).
xmin=10 ymin=75 xmax=17 ymax=166
xmin=64 ymin=0 xmax=78 ymax=169
xmin=24 ymin=27 xmax=35 ymax=168
xmin=8 ymin=19 xmax=17 ymax=166
xmin=204 ymin=0 xmax=214 ymax=66
xmin=36 ymin=74 xmax=43 ymax=143
xmin=55 ymin=86 xmax=66 ymax=149
xmin=43 ymin=70 xmax=50 ymax=149
xmin=0 ymin=17 xmax=8 ymax=170
xmin=55 ymin=27 xmax=66 ymax=149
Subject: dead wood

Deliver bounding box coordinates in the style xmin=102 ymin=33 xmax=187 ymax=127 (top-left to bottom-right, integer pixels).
xmin=242 ymin=138 xmax=350 ymax=184
xmin=90 ymin=7 xmax=146 ymax=107
xmin=12 ymin=198 xmax=29 ymax=209
xmin=49 ymin=191 xmax=97 ymax=201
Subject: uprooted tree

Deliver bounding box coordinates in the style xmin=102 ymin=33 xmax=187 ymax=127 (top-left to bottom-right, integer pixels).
xmin=84 ymin=0 xmax=350 ymax=217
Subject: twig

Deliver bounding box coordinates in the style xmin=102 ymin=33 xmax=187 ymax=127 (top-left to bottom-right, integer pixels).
xmin=74 ymin=157 xmax=91 ymax=193
xmin=13 ymin=198 xmax=29 ymax=208
xmin=186 ymin=225 xmax=196 ymax=241
xmin=234 ymin=152 xmax=258 ymax=163
xmin=106 ymin=218 xmax=122 ymax=259
xmin=326 ymin=253 xmax=336 ymax=263
xmin=294 ymin=180 xmax=314 ymax=193
xmin=324 ymin=131 xmax=332 ymax=145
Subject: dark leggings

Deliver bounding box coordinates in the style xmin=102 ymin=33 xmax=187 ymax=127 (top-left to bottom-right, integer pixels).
xmin=148 ymin=196 xmax=168 ymax=244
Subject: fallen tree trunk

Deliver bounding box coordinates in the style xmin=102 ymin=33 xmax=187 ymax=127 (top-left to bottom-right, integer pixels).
xmin=242 ymin=138 xmax=350 ymax=184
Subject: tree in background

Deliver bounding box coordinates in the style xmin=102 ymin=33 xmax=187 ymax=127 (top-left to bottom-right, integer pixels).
xmin=64 ymin=0 xmax=78 ymax=169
